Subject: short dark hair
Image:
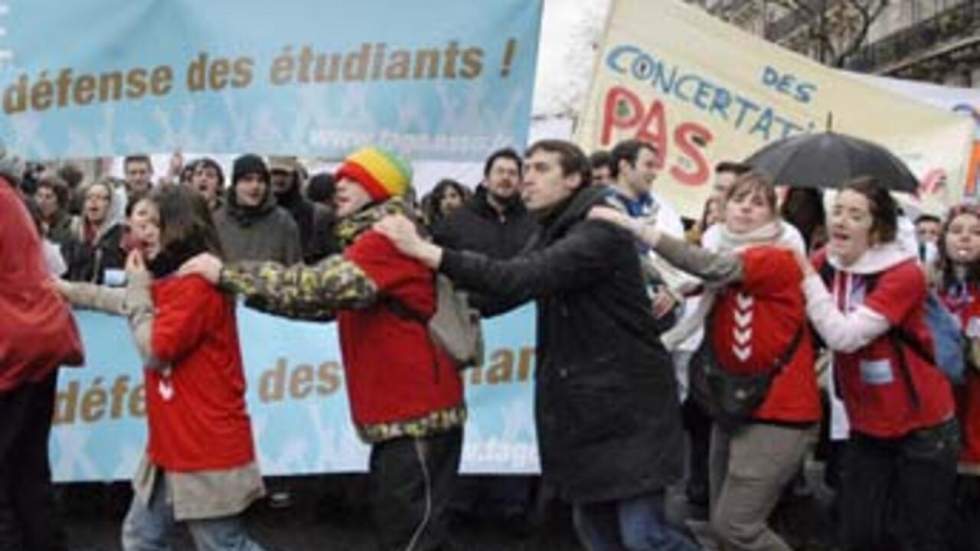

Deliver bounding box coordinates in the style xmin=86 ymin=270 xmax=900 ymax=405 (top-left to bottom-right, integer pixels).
xmin=715 ymin=161 xmax=751 ymax=177
xmin=483 ymin=147 xmax=522 ymax=178
xmin=841 ymin=176 xmax=898 ymax=244
xmin=35 ymin=174 xmax=70 ymax=210
xmin=194 ymin=157 xmax=226 ymax=189
xmin=525 ymin=140 xmax=591 ymax=186
xmin=915 ymin=213 xmax=941 ymax=226
xmin=306 ymin=173 xmax=336 ymax=204
xmin=124 ymin=154 xmax=153 ymax=172
xmin=589 ymin=150 xmax=612 ymax=171
xmin=609 ymin=139 xmax=657 ymax=179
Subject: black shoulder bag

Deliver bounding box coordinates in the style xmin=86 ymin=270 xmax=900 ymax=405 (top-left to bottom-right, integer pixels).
xmin=690 ymin=306 xmax=804 ymax=430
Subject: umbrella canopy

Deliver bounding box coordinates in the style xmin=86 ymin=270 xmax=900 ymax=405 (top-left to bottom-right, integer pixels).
xmin=744 ymin=132 xmax=919 ymax=193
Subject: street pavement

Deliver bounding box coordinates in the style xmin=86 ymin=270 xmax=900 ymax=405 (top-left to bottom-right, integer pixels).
xmin=61 ymin=465 xmax=836 ymax=550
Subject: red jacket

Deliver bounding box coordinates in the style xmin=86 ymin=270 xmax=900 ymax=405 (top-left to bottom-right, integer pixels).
xmin=940 ymin=282 xmax=980 ymax=471
xmin=0 ymin=179 xmax=83 ymax=391
xmin=710 ymin=246 xmax=821 ymax=423
xmin=145 ymin=275 xmax=256 ymax=471
xmin=816 ymin=253 xmax=954 ymax=438
xmin=339 ymin=231 xmax=464 ymax=426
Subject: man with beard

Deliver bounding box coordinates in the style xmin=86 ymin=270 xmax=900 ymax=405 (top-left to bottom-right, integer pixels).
xmin=432 ymin=147 xmax=537 ymax=266
xmin=269 ymin=156 xmax=337 ymax=263
xmin=213 ymin=154 xmax=302 ymax=264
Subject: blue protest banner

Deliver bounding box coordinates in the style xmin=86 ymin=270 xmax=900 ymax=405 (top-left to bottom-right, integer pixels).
xmin=50 ymin=304 xmax=539 ymax=482
xmin=0 ymin=1 xmax=542 ymax=161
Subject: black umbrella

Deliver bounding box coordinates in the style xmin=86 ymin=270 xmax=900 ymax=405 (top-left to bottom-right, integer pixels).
xmin=743 ymin=131 xmax=919 ymax=193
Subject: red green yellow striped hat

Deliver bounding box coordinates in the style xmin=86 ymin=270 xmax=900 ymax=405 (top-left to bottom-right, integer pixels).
xmin=335 ymin=146 xmax=413 ymax=201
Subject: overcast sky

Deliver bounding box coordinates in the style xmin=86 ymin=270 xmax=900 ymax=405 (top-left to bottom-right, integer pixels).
xmin=533 ymin=0 xmax=611 ymax=116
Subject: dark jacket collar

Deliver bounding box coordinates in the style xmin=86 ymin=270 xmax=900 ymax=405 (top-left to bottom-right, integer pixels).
xmin=470 ymin=185 xmax=527 ymax=221
xmin=224 ymin=181 xmax=277 ymax=226
xmin=541 ymin=185 xmax=613 ymax=242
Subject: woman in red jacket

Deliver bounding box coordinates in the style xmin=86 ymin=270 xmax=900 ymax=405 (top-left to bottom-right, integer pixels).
xmin=592 ymin=171 xmax=821 ymax=551
xmin=60 ymin=187 xmax=266 ymax=551
xmin=933 ymin=203 xmax=980 ymax=550
xmin=795 ymin=177 xmax=957 ymax=551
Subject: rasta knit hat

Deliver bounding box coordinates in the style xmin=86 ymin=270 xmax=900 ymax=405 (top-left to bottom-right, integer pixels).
xmin=232 ymin=153 xmax=270 ymax=185
xmin=335 ymin=146 xmax=412 ymax=202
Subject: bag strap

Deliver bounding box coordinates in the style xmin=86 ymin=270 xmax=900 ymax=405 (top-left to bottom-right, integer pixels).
xmin=772 ymin=324 xmax=805 ymax=374
xmin=819 ymin=263 xmax=924 ymax=409
xmin=381 ymin=294 xmax=428 ymax=325
xmin=887 ymin=332 xmax=922 ymax=410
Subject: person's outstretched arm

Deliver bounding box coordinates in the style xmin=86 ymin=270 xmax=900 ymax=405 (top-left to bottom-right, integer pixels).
xmin=588 ymin=206 xmax=743 ymax=285
xmin=374 ymin=214 xmax=630 ymax=304
xmin=179 ymin=252 xmax=377 ymax=321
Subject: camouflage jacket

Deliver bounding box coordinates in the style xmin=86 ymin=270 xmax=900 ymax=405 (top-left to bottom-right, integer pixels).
xmin=220 ymin=197 xmax=466 ymax=443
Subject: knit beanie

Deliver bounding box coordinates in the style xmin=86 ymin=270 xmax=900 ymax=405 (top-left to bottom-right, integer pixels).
xmin=232 ymin=154 xmax=269 ymax=185
xmin=335 ymin=146 xmax=412 ymax=202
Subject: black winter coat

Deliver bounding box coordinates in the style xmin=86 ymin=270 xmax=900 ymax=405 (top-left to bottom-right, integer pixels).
xmin=275 ymin=184 xmax=340 ymax=263
xmin=432 ymin=186 xmax=537 ymax=261
xmin=440 ymin=185 xmax=684 ymax=503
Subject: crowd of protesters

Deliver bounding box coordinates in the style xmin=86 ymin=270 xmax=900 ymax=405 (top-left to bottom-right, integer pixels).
xmin=2 ymin=134 xmax=980 ymax=551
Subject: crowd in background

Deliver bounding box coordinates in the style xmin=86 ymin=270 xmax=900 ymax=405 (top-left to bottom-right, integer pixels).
xmin=4 ymin=137 xmax=980 ymax=551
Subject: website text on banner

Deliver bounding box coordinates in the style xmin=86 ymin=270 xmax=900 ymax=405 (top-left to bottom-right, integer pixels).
xmin=49 ymin=304 xmax=540 ymax=483
xmin=574 ymin=0 xmax=973 ymax=218
xmin=0 ymin=0 xmax=542 ymax=162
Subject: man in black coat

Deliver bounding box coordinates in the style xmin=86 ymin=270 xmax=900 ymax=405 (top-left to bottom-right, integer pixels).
xmin=432 ymin=147 xmax=538 ymax=264
xmin=376 ymin=140 xmax=694 ymax=551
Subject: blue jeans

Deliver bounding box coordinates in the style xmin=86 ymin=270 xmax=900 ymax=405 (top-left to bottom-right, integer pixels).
xmin=573 ymin=491 xmax=699 ymax=551
xmin=121 ymin=474 xmax=264 ymax=551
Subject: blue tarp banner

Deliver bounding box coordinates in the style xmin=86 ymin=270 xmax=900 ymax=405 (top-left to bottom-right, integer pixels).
xmin=0 ymin=1 xmax=542 ymax=161
xmin=50 ymin=305 xmax=540 ymax=482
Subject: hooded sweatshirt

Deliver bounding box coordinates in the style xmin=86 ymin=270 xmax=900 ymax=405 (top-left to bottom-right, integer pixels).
xmin=214 ymin=175 xmax=302 ymax=264
xmin=805 ymin=243 xmax=954 ymax=438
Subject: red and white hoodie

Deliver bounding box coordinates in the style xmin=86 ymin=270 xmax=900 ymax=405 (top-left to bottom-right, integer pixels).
xmin=806 ymin=244 xmax=955 ymax=439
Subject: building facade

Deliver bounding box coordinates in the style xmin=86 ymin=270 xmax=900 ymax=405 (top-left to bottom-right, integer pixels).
xmin=706 ymin=0 xmax=980 ymax=85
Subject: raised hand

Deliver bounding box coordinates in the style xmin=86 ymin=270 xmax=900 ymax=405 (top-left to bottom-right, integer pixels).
xmin=125 ymin=249 xmax=148 ymax=279
xmin=374 ymin=214 xmax=425 ymax=257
